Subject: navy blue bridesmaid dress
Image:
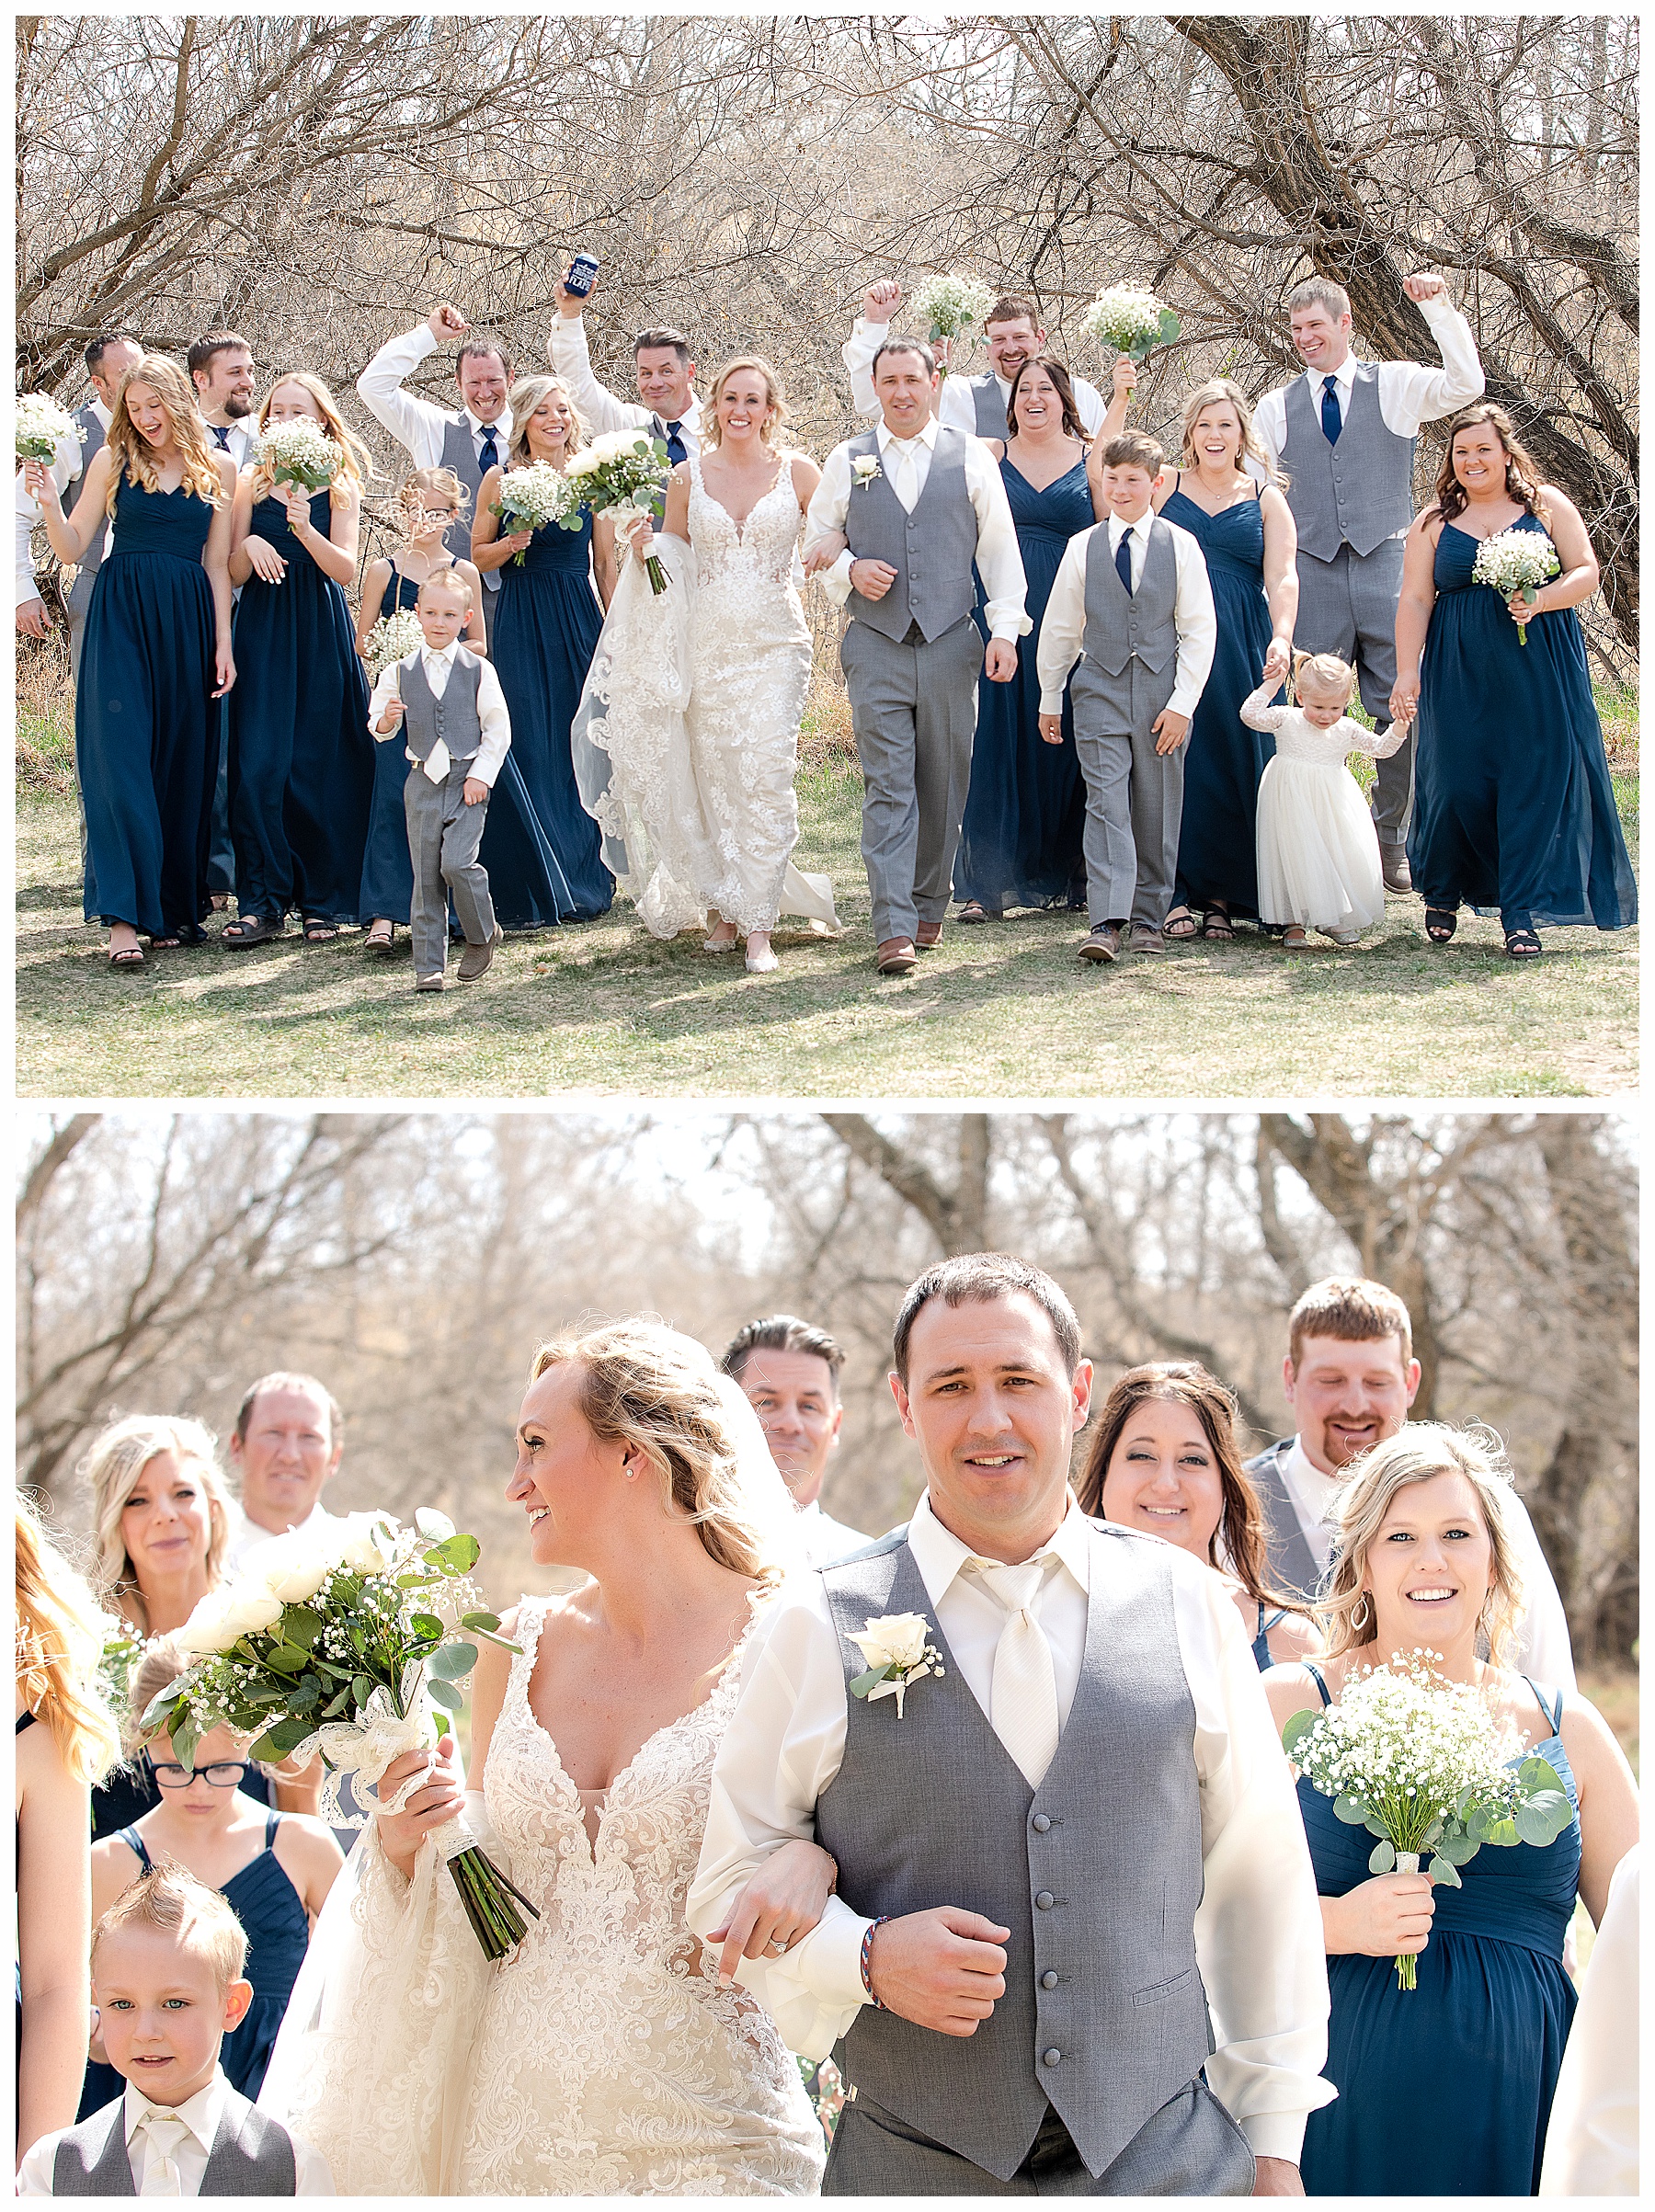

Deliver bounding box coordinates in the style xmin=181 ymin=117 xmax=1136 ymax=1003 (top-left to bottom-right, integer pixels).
xmin=479 ymin=507 xmax=614 ymax=927
xmin=1408 ymin=512 xmax=1636 ymax=933
xmin=953 ymin=456 xmax=1093 ymax=914
xmin=228 ymin=487 xmax=374 ymax=929
xmin=1159 ymin=476 xmax=1280 ymax=922
xmin=76 ymin=475 xmax=220 ymax=941
xmin=1296 ymin=1670 xmax=1581 ymax=2195
xmin=357 ymin=564 xmax=420 ymax=929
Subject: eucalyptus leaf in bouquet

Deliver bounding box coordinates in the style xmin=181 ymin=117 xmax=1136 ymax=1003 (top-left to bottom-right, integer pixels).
xmin=565 ymin=429 xmax=673 ymax=592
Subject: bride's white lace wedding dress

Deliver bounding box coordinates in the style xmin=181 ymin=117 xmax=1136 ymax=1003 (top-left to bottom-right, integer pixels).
xmin=572 ymin=453 xmax=839 ymax=939
xmin=259 ymin=1595 xmax=825 ymax=2195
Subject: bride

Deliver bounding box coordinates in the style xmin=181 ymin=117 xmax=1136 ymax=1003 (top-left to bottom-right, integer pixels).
xmin=575 ymin=357 xmax=839 ymax=974
xmin=259 ymin=1322 xmax=833 ymax=2195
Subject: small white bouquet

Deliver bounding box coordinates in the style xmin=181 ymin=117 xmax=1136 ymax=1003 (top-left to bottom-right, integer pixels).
xmin=1283 ymin=1649 xmax=1573 ymax=1990
xmin=1471 ymin=526 xmax=1561 ymax=645
xmin=16 ymin=392 xmax=85 ymax=462
xmin=565 ymin=428 xmax=673 ymax=592
xmin=847 ymin=1612 xmax=945 ymax=1719
xmin=909 ymin=272 xmax=996 ymax=374
xmin=362 ymin=607 xmax=425 ymax=679
xmin=143 ymin=1510 xmax=539 ymax=1960
xmin=491 ymin=460 xmax=581 ymax=564
xmin=1082 ymin=284 xmax=1181 ymax=364
xmin=257 ymin=418 xmax=343 ymax=495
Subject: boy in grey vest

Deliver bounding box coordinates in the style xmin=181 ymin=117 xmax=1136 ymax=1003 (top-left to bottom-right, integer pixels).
xmin=1038 ymin=435 xmax=1216 ymax=962
xmin=18 ymin=1863 xmax=329 ymax=2195
xmin=368 ymin=572 xmax=510 ymax=990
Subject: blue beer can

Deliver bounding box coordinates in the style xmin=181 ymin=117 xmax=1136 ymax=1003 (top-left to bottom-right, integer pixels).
xmin=565 ymin=253 xmax=599 ymax=299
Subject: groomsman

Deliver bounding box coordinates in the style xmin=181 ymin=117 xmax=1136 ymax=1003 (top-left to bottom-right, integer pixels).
xmin=358 ymin=302 xmax=514 ymax=642
xmin=1252 ymin=273 xmax=1484 ymax=889
xmin=842 ymin=283 xmax=1112 ymax=438
xmin=1244 ymin=1274 xmax=1575 ymax=1684
xmin=806 ymin=339 xmax=1028 ymax=975
xmin=224 ymin=1368 xmax=347 ymax=1567
xmin=723 ymin=1315 xmax=873 ymax=1568
xmin=547 ymin=273 xmax=706 ymax=462
xmin=189 ymin=329 xmax=261 ymax=905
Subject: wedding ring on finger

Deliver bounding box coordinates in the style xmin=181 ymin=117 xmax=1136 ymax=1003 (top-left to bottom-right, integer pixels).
xmin=765 ymin=1935 xmax=791 ymax=1955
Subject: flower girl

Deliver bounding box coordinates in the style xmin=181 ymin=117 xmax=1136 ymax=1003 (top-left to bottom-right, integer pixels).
xmin=1244 ymin=652 xmax=1408 ymax=948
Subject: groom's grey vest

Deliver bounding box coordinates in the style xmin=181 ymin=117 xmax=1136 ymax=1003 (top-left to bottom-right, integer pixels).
xmin=1081 ymin=518 xmax=1180 ymax=678
xmin=52 ymin=2092 xmax=297 ymax=2195
xmin=965 ymin=372 xmax=1009 ymax=439
xmin=65 ymin=403 xmax=109 ymax=592
xmin=1243 ymin=1441 xmax=1324 ymax=1600
xmin=816 ymin=1523 xmax=1212 ymax=2183
xmin=438 ymin=415 xmax=502 ymax=592
xmin=399 ymin=650 xmax=484 ymax=766
xmin=842 ymin=426 xmax=980 ymax=644
xmin=1281 ymin=366 xmax=1415 ymax=562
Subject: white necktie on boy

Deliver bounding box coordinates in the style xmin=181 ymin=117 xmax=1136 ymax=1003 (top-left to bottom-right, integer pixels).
xmin=417 ymin=645 xmax=457 ymax=782
xmin=133 ymin=2107 xmax=194 ymax=2195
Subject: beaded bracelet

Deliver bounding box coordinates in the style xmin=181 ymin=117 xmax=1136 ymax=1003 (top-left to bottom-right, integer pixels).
xmin=861 ymin=1915 xmax=891 ymax=2009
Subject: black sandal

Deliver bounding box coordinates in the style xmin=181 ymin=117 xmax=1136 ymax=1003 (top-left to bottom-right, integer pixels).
xmin=1504 ymin=928 xmax=1542 ymax=960
xmin=1423 ymin=907 xmax=1458 ymax=944
xmin=1161 ymin=907 xmax=1200 ymax=941
xmin=1200 ymin=906 xmax=1235 ymax=941
xmin=302 ymin=917 xmax=340 ymax=943
xmin=221 ymin=913 xmax=283 ymax=947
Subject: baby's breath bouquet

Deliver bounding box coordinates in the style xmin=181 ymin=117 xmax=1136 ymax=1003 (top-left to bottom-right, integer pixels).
xmin=362 ymin=608 xmax=426 ymax=680
xmin=1082 ymin=285 xmax=1181 ymax=364
xmin=97 ymin=1615 xmax=145 ymax=1741
xmin=143 ymin=1509 xmax=539 ymax=1961
xmin=257 ymin=418 xmax=344 ymax=495
xmin=16 ymin=393 xmax=85 ymax=462
xmin=1471 ymin=527 xmax=1561 ymax=645
xmin=491 ymin=460 xmax=581 ymax=564
xmin=1283 ymin=1650 xmax=1573 ymax=1990
xmin=909 ymin=272 xmax=996 ymax=373
xmin=565 ymin=428 xmax=673 ymax=592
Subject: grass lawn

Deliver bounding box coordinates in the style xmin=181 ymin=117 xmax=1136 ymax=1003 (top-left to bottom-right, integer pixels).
xmin=17 ymin=713 xmax=1638 ymax=1100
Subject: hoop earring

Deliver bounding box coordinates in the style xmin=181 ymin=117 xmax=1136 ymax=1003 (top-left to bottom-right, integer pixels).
xmin=1351 ymin=1591 xmax=1371 ymax=1633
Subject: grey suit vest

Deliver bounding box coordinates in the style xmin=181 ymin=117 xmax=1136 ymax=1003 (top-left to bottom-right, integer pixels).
xmin=1281 ymin=367 xmax=1416 ymax=561
xmin=400 ymin=650 xmax=484 ymax=766
xmin=967 ymin=373 xmax=1009 ymax=439
xmin=1081 ymin=519 xmax=1180 ymax=677
xmin=66 ymin=404 xmax=108 ymax=576
xmin=439 ymin=414 xmax=502 ymax=591
xmin=816 ymin=1522 xmax=1212 ymax=2182
xmin=842 ymin=427 xmax=980 ymax=644
xmin=1243 ymin=1442 xmax=1323 ymax=1599
xmin=52 ymin=2091 xmax=298 ymax=2195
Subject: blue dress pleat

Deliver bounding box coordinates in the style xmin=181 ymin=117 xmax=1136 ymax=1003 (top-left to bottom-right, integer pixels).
xmin=357 ymin=565 xmax=420 ymax=926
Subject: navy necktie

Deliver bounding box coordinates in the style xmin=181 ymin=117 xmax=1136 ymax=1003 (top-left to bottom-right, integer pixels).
xmin=478 ymin=425 xmax=499 ymax=476
xmin=210 ymin=425 xmax=231 ymax=450
xmin=1320 ymin=374 xmax=1342 ymax=446
xmin=662 ymin=419 xmax=689 ymax=467
xmin=1114 ymin=529 xmax=1135 ymax=596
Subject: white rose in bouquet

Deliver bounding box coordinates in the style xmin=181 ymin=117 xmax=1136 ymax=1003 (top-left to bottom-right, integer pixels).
xmin=245 ymin=1532 xmax=333 ymax=1604
xmin=333 ymin=1510 xmax=396 ymax=1573
xmin=175 ymin=1581 xmax=285 ymax=1654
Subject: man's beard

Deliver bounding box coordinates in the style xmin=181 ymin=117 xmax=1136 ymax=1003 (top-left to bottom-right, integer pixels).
xmin=223 ymin=393 xmax=255 ymax=419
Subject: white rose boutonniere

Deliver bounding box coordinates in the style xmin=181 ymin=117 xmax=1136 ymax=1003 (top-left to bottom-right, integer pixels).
xmin=850 ymin=454 xmax=883 ymax=489
xmin=848 ymin=1611 xmax=945 ymax=1718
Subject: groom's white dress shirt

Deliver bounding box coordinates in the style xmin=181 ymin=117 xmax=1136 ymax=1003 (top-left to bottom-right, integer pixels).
xmin=544 ymin=314 xmax=707 ymax=451
xmin=356 ymin=323 xmax=513 ymax=472
xmin=840 ymin=317 xmax=1112 ymax=438
xmin=1036 ymin=510 xmax=1217 ymax=718
xmin=15 ymin=399 xmax=116 ymax=608
xmin=688 ymin=1489 xmax=1333 ymax=2161
xmin=367 ymin=642 xmax=511 ymax=786
xmin=796 ymin=1499 xmax=875 ymax=1569
xmin=16 ymin=2071 xmax=335 ymax=2195
xmin=223 ymin=1496 xmax=342 ymax=1573
xmin=805 ymin=417 xmax=1031 ymax=642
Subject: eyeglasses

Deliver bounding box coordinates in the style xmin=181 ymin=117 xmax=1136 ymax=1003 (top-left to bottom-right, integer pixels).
xmin=148 ymin=1755 xmax=248 ymax=1790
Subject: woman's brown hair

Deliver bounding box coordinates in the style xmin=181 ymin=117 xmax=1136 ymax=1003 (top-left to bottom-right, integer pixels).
xmin=1005 ymin=353 xmax=1089 ymax=445
xmin=1432 ymin=404 xmax=1549 ymax=529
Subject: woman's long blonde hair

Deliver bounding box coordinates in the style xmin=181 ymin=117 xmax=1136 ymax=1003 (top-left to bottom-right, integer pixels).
xmin=1318 ymin=1423 xmax=1528 ymax=1665
xmin=1179 ymin=377 xmax=1282 ymax=488
xmin=700 ymin=356 xmax=790 ymax=453
xmin=81 ymin=1415 xmax=232 ymax=1631
xmin=15 ymin=1497 xmax=122 ymax=1785
xmin=506 ymin=375 xmax=588 ymax=469
xmin=104 ymin=354 xmax=224 ymax=515
xmin=250 ymin=371 xmax=373 ymax=507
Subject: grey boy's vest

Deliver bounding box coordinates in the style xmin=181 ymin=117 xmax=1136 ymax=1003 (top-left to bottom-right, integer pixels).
xmin=66 ymin=404 xmax=108 ymax=581
xmin=816 ymin=1522 xmax=1212 ymax=2183
xmin=1080 ymin=519 xmax=1180 ymax=678
xmin=438 ymin=415 xmax=502 ymax=592
xmin=52 ymin=2091 xmax=298 ymax=2195
xmin=966 ymin=372 xmax=1009 ymax=440
xmin=399 ymin=649 xmax=485 ymax=766
xmin=1243 ymin=1442 xmax=1323 ymax=1600
xmin=1282 ymin=366 xmax=1416 ymax=561
xmin=842 ymin=426 xmax=980 ymax=644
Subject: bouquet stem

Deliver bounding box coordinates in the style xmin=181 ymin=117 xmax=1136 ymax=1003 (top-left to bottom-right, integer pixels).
xmin=1394 ymin=1851 xmax=1421 ymax=1990
xmin=433 ymin=1815 xmax=540 ymax=1961
xmin=643 ymin=552 xmax=668 ymax=595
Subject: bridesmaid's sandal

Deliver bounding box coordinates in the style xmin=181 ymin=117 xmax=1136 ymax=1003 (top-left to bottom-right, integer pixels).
xmin=107 ymin=943 xmax=145 ymax=969
xmin=221 ymin=913 xmax=283 ymax=947
xmin=956 ymin=902 xmax=993 ymax=925
xmin=1200 ymin=907 xmax=1236 ymax=941
xmin=363 ymin=919 xmax=396 ymax=954
xmin=1504 ymin=929 xmax=1543 ymax=960
xmin=302 ymin=918 xmax=340 ymax=944
xmin=1423 ymin=907 xmax=1458 ymax=944
xmin=147 ymin=935 xmax=185 ymax=951
xmin=1161 ymin=907 xmax=1200 ymax=940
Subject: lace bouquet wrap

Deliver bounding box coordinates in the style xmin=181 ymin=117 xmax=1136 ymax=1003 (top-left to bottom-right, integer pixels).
xmin=1082 ymin=285 xmax=1181 ymax=364
xmin=362 ymin=608 xmax=425 ymax=680
xmin=565 ymin=429 xmax=673 ymax=591
xmin=908 ymin=271 xmax=995 ymax=375
xmin=143 ymin=1508 xmax=539 ymax=1960
xmin=491 ymin=460 xmax=581 ymax=564
xmin=257 ymin=419 xmax=344 ymax=494
xmin=16 ymin=393 xmax=85 ymax=462
xmin=1471 ymin=527 xmax=1561 ymax=644
xmin=1283 ymin=1649 xmax=1573 ymax=1990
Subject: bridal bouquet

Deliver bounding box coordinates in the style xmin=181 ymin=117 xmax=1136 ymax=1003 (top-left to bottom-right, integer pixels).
xmin=909 ymin=272 xmax=995 ymax=373
xmin=257 ymin=418 xmax=343 ymax=494
xmin=1083 ymin=285 xmax=1181 ymax=363
xmin=143 ymin=1509 xmax=540 ymax=1961
xmin=1283 ymin=1650 xmax=1573 ymax=1990
xmin=1471 ymin=527 xmax=1561 ymax=645
xmin=362 ymin=608 xmax=425 ymax=679
xmin=491 ymin=460 xmax=581 ymax=563
xmin=16 ymin=393 xmax=85 ymax=462
xmin=565 ymin=428 xmax=672 ymax=592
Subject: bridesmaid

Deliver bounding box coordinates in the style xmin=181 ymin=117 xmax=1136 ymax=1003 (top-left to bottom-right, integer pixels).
xmin=1262 ymin=1426 xmax=1639 ymax=2196
xmin=1153 ymin=381 xmax=1299 ymax=942
xmin=953 ymin=354 xmax=1132 ymax=922
xmin=472 ymin=375 xmax=617 ymax=928
xmin=29 ymin=355 xmax=234 ymax=967
xmin=222 ymin=372 xmax=376 ymax=946
xmin=1392 ymin=404 xmax=1636 ymax=959
xmin=354 ymin=468 xmax=488 ymax=957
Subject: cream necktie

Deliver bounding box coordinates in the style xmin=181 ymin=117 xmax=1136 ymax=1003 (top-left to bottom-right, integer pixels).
xmin=420 ymin=651 xmax=452 ymax=783
xmin=976 ymin=1556 xmax=1061 ymax=1788
xmin=886 ymin=437 xmax=920 ymax=513
xmin=134 ymin=2109 xmax=193 ymax=2195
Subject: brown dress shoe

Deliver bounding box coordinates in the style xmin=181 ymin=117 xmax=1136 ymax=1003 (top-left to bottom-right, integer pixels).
xmin=916 ymin=921 xmax=943 ymax=949
xmin=415 ymin=971 xmax=445 ymax=993
xmin=876 ymin=937 xmax=918 ymax=975
xmin=456 ymin=926 xmax=503 ymax=982
xmin=1078 ymin=924 xmax=1122 ymax=963
xmin=1381 ymin=847 xmax=1412 ymax=894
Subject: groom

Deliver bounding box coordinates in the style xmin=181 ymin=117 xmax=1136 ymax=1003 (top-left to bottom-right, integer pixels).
xmin=805 ymin=340 xmax=1028 ymax=975
xmin=689 ymin=1254 xmax=1331 ymax=2194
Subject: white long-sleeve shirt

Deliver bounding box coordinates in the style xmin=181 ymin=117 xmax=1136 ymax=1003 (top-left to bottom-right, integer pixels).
xmin=805 ymin=416 xmax=1031 ymax=642
xmin=367 ymin=642 xmax=511 ymax=787
xmin=1037 ymin=511 xmax=1216 ymax=718
xmin=544 ymin=314 xmax=706 ymax=451
xmin=17 ymin=2070 xmax=335 ymax=2195
xmin=356 ymin=324 xmax=513 ymax=473
xmin=839 ymin=316 xmax=1112 ymax=438
xmin=1252 ymin=292 xmax=1485 ymax=480
xmin=15 ymin=406 xmax=99 ymax=609
xmin=686 ymin=1489 xmax=1334 ymax=2162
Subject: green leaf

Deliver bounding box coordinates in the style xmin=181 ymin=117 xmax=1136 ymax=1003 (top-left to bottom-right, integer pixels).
xmin=1514 ymin=1796 xmax=1570 ymax=1847
xmin=265 ymin=1644 xmax=308 ymax=1676
xmin=1157 ymin=308 xmax=1181 ymax=345
xmin=281 ymin=1608 xmax=323 ymax=1649
xmin=263 ymin=1714 xmax=314 ymax=1754
xmin=847 ymin=1666 xmax=891 ymax=1699
xmin=320 ymin=1686 xmax=353 ymax=1718
xmin=1280 ymin=1710 xmax=1317 ymax=1758
xmin=471 ymin=1629 xmax=523 ymax=1654
xmin=1427 ymin=1855 xmax=1463 ymax=1888
xmin=428 ymin=1677 xmax=466 ymax=1712
xmin=1331 ymin=1794 xmax=1369 ymax=1825
xmin=1517 ymin=1758 xmax=1563 ymax=1795
xmin=461 ymin=1612 xmax=502 ymax=1634
xmin=1368 ymin=1839 xmax=1396 ymax=1874
xmin=291 ymin=1677 xmax=321 ymax=1714
xmin=239 ymin=1684 xmax=288 ymax=1709
xmin=428 ymin=1641 xmax=478 ymax=1681
xmin=351 ymin=1674 xmax=374 ymax=1707
xmin=140 ymin=1687 xmax=188 ymax=1735
xmin=248 ymin=1727 xmax=285 ymax=1762
xmin=1434 ymin=1832 xmax=1480 ymax=1865
xmin=427 ymin=1534 xmax=481 ymax=1575
xmin=1483 ymin=1815 xmax=1520 ymax=1848
xmin=410 ymin=1613 xmax=444 ymax=1642
xmin=173 ymin=1714 xmax=202 ymax=1773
